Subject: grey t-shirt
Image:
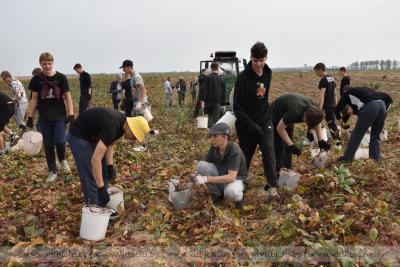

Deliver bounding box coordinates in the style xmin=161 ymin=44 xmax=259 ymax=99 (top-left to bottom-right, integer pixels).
xmin=205 ymin=141 xmax=248 ymax=182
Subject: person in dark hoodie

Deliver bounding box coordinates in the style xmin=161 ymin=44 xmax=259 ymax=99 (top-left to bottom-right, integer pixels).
xmin=335 ymin=86 xmax=392 ymax=163
xmin=233 ymin=42 xmax=278 ymax=198
xmin=193 ymin=69 xmax=209 ymax=118
xmin=199 ymin=63 xmax=226 ymax=127
xmin=338 ymin=67 xmax=351 ymax=96
xmin=176 ymin=77 xmax=186 ymax=107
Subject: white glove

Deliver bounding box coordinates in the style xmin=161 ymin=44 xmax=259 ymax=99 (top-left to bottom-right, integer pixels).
xmin=195 ymin=175 xmax=208 ymax=185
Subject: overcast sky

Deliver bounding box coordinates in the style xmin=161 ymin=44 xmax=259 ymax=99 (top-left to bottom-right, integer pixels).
xmin=1 ymin=0 xmax=399 ymax=75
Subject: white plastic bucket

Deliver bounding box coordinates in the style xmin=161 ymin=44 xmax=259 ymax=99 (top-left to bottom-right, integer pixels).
xmin=79 ymin=206 xmax=111 ymax=241
xmin=360 ymin=133 xmax=370 ymax=147
xmin=196 ymin=116 xmax=208 ymax=129
xmin=380 ymin=129 xmax=388 ymax=141
xmin=278 ymin=169 xmax=301 ymax=191
xmin=355 ymin=148 xmax=369 ymax=160
xmin=168 ymin=180 xmax=192 ymax=210
xmin=143 ymin=108 xmax=153 ymax=122
xmin=311 ymin=128 xmax=328 ymax=145
xmin=217 ymin=111 xmax=236 ymax=133
xmin=147 ymin=105 xmax=152 ymax=113
xmin=311 ymin=148 xmax=328 ymax=168
xmin=22 ymin=131 xmax=43 ymax=155
xmin=107 ymin=186 xmax=124 ymax=210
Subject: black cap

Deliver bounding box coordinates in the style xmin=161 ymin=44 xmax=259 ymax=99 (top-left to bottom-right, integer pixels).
xmin=210 ymin=122 xmax=231 ymax=136
xmin=120 ymin=60 xmax=133 ymax=69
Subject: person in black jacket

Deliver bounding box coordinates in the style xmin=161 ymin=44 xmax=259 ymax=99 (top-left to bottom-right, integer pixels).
xmin=338 ymin=67 xmax=351 ymax=96
xmin=233 ymin=42 xmax=278 ymax=197
xmin=193 ymin=69 xmax=209 ymax=118
xmin=200 ymin=63 xmax=226 ymax=127
xmin=335 ymin=86 xmax=393 ymax=163
xmin=176 ymin=77 xmax=186 ymax=107
xmin=109 ymin=74 xmax=123 ymax=110
xmin=73 ymin=63 xmax=92 ymax=114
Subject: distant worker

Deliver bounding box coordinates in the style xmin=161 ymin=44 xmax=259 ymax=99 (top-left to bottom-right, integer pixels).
xmin=338 ymin=67 xmax=351 ymax=96
xmin=176 ymin=77 xmax=186 ymax=107
xmin=199 ymin=63 xmax=226 ymax=127
xmin=73 ymin=63 xmax=92 ymax=114
xmin=109 ymin=74 xmax=123 ymax=110
xmin=165 ymin=77 xmax=172 ymax=107
xmin=189 ymin=76 xmax=198 ymax=106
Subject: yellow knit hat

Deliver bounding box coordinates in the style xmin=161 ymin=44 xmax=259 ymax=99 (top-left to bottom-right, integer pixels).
xmin=126 ymin=116 xmax=150 ymax=143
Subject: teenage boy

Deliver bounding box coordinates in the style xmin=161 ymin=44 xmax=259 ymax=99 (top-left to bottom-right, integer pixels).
xmin=0 ymin=92 xmax=15 ymax=155
xmin=199 ymin=63 xmax=226 ymax=127
xmin=73 ymin=63 xmax=92 ymax=114
xmin=120 ymin=60 xmax=147 ymax=116
xmin=68 ymin=107 xmax=150 ymax=209
xmin=195 ymin=123 xmax=247 ymax=209
xmin=335 ymin=86 xmax=392 ymax=163
xmin=1 ymin=71 xmax=28 ymax=133
xmin=27 ymin=52 xmax=74 ymax=182
xmin=233 ymin=42 xmax=277 ymax=197
xmin=338 ymin=67 xmax=351 ymax=96
xmin=271 ymin=93 xmax=331 ymax=171
xmin=314 ymin=63 xmax=340 ymax=143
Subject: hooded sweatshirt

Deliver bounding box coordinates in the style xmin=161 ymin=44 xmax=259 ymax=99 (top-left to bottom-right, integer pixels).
xmin=233 ymin=62 xmax=272 ymax=131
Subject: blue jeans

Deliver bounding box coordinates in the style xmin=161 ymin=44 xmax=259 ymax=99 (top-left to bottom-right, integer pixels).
xmin=40 ymin=119 xmax=66 ymax=172
xmin=342 ymin=100 xmax=387 ymax=162
xmin=67 ymin=133 xmax=109 ymax=206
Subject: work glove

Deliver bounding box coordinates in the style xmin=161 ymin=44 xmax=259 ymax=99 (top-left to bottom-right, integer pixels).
xmin=306 ymin=130 xmax=314 ymax=142
xmin=195 ymin=175 xmax=208 ymax=185
xmin=107 ymin=165 xmax=116 ymax=182
xmin=318 ymin=140 xmax=331 ymax=151
xmin=66 ymin=115 xmax=75 ymax=125
xmin=26 ymin=117 xmax=34 ymax=129
xmin=341 ymin=124 xmax=350 ymax=130
xmin=98 ymin=186 xmax=110 ymax=204
xmin=287 ymin=145 xmax=301 ymax=156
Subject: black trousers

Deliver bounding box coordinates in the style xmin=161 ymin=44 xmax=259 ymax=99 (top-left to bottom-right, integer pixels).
xmin=273 ymin=121 xmax=294 ymax=172
xmin=204 ymin=103 xmax=221 ymax=128
xmin=79 ymin=95 xmax=91 ymax=114
xmin=178 ymin=92 xmax=185 ymax=107
xmin=324 ymin=106 xmax=340 ymax=140
xmin=237 ymin=124 xmax=277 ymax=188
xmin=124 ymin=99 xmax=134 ymax=117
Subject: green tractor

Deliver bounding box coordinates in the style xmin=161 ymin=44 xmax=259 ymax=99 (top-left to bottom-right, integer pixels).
xmin=199 ymin=51 xmax=247 ymax=110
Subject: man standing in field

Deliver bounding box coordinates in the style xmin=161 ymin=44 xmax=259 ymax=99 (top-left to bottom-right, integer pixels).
xmin=199 ymin=63 xmax=226 ymax=127
xmin=176 ymin=77 xmax=186 ymax=107
xmin=1 ymin=71 xmax=28 ymax=134
xmin=190 ymin=76 xmax=198 ymax=106
xmin=68 ymin=107 xmax=150 ymax=212
xmin=271 ymin=93 xmax=331 ymax=171
xmin=193 ymin=69 xmax=209 ymax=118
xmin=120 ymin=60 xmax=147 ymax=116
xmin=73 ymin=64 xmax=92 ymax=114
xmin=27 ymin=52 xmax=74 ymax=182
xmin=165 ymin=77 xmax=172 ymax=107
xmin=233 ymin=42 xmax=278 ymax=197
xmin=338 ymin=67 xmax=351 ymax=96
xmin=314 ymin=63 xmax=340 ymax=144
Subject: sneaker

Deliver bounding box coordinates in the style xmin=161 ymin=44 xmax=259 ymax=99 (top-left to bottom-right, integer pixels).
xmin=9 ymin=134 xmax=20 ymax=147
xmin=267 ymin=187 xmax=279 ymax=198
xmin=47 ymin=171 xmax=57 ymax=182
xmin=109 ymin=210 xmax=119 ymax=220
xmin=133 ymin=145 xmax=147 ymax=152
xmin=235 ymin=196 xmax=244 ymax=210
xmin=60 ymin=160 xmax=71 ymax=173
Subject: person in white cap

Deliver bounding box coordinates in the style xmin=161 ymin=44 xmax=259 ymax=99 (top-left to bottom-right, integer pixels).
xmin=195 ymin=122 xmax=247 ymax=209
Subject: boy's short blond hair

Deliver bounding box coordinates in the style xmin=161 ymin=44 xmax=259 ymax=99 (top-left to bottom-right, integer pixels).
xmin=0 ymin=70 xmax=11 ymax=79
xmin=39 ymin=52 xmax=54 ymax=62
